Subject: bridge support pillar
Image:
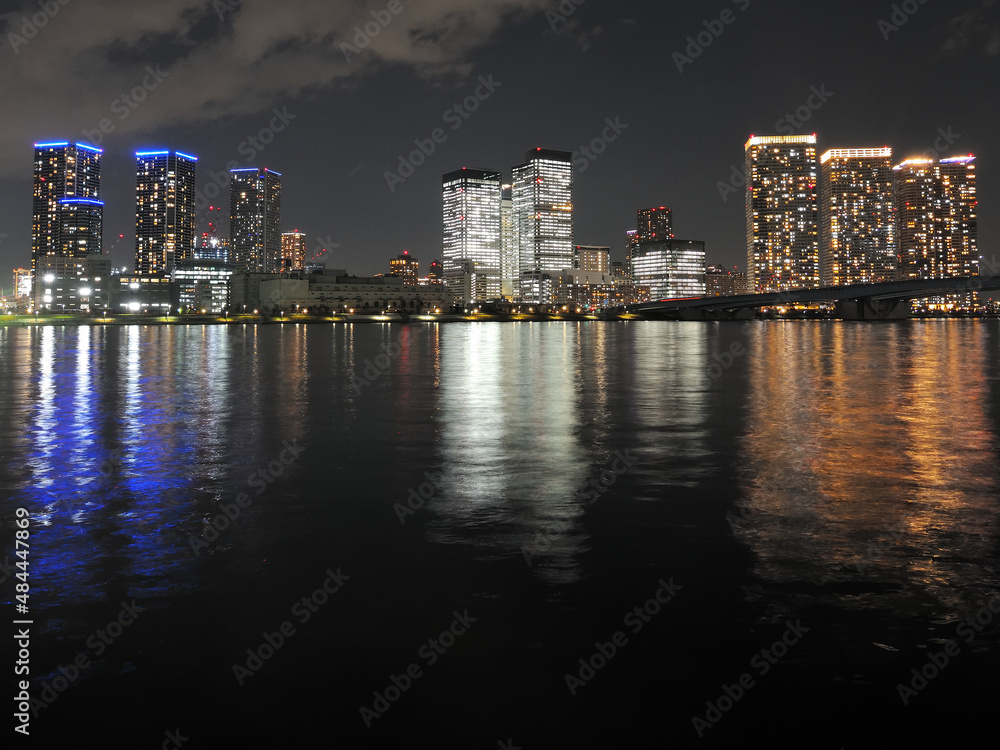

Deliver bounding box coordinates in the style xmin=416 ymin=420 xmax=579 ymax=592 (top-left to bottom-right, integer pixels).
xmin=835 ymin=298 xmax=911 ymax=320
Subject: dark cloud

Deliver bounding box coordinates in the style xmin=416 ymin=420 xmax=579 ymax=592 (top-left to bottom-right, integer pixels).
xmin=0 ymin=0 xmax=549 ymax=176
xmin=942 ymin=0 xmax=1000 ymax=56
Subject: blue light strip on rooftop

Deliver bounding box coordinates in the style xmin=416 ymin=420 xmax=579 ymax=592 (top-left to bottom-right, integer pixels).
xmin=75 ymin=143 xmax=103 ymax=153
xmin=175 ymin=152 xmax=198 ymax=161
xmin=35 ymin=142 xmax=69 ymax=148
xmin=136 ymin=151 xmax=170 ymax=157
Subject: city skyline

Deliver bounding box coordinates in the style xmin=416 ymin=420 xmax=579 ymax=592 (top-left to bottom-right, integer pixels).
xmin=1 ymin=1 xmax=994 ymax=285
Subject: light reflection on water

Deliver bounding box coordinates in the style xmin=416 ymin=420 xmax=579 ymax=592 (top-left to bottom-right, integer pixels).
xmin=0 ymin=320 xmax=998 ymax=643
xmin=736 ymin=321 xmax=1000 ymax=624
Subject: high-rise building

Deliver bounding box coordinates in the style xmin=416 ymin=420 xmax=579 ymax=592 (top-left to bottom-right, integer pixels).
xmin=31 ymin=142 xmax=103 ymax=307
xmin=428 ymin=260 xmax=444 ymax=282
xmin=500 ymin=183 xmax=515 ymax=299
xmin=575 ymin=245 xmax=611 ymax=274
xmin=230 ymin=167 xmax=282 ymax=273
xmin=195 ymin=205 xmax=230 ymax=262
xmin=389 ymin=251 xmax=419 ymax=285
xmin=706 ymin=264 xmax=748 ymax=297
xmin=745 ymin=135 xmax=820 ymax=293
xmin=894 ymin=155 xmax=977 ymax=309
xmin=820 ymin=148 xmax=896 ymax=286
xmin=631 ymin=240 xmax=706 ymax=300
xmin=637 ymin=207 xmax=673 ymax=244
xmin=512 ymin=149 xmax=573 ymax=303
xmin=281 ymin=230 xmax=307 ymax=271
xmin=442 ymin=168 xmax=502 ymax=303
xmin=135 ymin=150 xmax=197 ymax=275
xmin=57 ymin=198 xmax=104 ymax=257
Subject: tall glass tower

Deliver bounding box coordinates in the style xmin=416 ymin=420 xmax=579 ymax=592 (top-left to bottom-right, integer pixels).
xmin=820 ymin=148 xmax=896 ymax=286
xmin=512 ymin=148 xmax=573 ymax=303
xmin=442 ymin=168 xmax=502 ymax=303
xmin=230 ymin=168 xmax=282 ymax=273
xmin=745 ymin=135 xmax=819 ymax=293
xmin=135 ymin=150 xmax=197 ymax=275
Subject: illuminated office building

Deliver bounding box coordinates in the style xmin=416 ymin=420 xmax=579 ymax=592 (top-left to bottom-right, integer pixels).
xmin=442 ymin=167 xmax=502 ymax=303
xmin=575 ymin=245 xmax=610 ymax=274
xmin=31 ymin=142 xmax=103 ymax=308
xmin=637 ymin=207 xmax=673 ymax=244
xmin=230 ymin=167 xmax=282 ymax=273
xmin=631 ymin=240 xmax=706 ymax=300
xmin=281 ymin=230 xmax=307 ymax=271
xmin=389 ymin=251 xmax=419 ymax=285
xmin=745 ymin=135 xmax=820 ymax=293
xmin=500 ymin=183 xmax=515 ymax=299
xmin=894 ymin=155 xmax=978 ymax=309
xmin=135 ymin=150 xmax=197 ymax=275
xmin=512 ymin=149 xmax=574 ymax=303
xmin=820 ymin=148 xmax=896 ymax=286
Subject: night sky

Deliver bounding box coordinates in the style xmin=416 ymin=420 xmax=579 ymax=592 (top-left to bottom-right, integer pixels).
xmin=1 ymin=0 xmax=997 ymax=285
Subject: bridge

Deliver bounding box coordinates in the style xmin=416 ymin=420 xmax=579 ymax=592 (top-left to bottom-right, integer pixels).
xmin=629 ymin=276 xmax=1000 ymax=320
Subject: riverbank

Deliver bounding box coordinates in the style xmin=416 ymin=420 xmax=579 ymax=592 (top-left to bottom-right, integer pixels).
xmin=0 ymin=312 xmax=618 ymax=326
xmin=2 ymin=311 xmax=997 ymax=326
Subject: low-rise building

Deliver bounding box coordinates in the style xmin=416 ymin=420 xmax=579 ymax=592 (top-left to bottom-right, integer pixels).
xmin=247 ymin=270 xmax=454 ymax=314
xmin=173 ymin=258 xmax=234 ymax=313
xmin=33 ymin=254 xmax=111 ymax=313
xmin=109 ymin=274 xmax=178 ymax=314
xmin=631 ymin=240 xmax=706 ymax=300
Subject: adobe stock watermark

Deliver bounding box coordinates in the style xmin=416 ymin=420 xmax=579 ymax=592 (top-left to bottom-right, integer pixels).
xmin=573 ymin=117 xmax=629 ymax=173
xmin=673 ymin=0 xmax=752 ymax=73
xmin=878 ymin=0 xmax=930 ymax=41
xmin=896 ymin=592 xmax=1000 ymax=706
xmin=96 ymin=448 xmax=125 ymax=483
xmin=359 ymin=610 xmax=477 ymax=727
xmin=917 ymin=126 xmax=961 ymax=160
xmin=565 ymin=577 xmax=682 ymax=695
xmin=26 ymin=599 xmax=144 ymax=717
xmin=705 ymin=329 xmax=749 ymax=382
xmin=80 ymin=64 xmax=170 ymax=148
xmin=194 ymin=106 xmax=296 ymax=211
xmin=715 ymin=86 xmax=832 ymax=202
xmin=547 ymin=0 xmax=586 ymax=30
xmin=394 ymin=470 xmax=444 ymax=524
xmin=188 ymin=440 xmax=304 ymax=556
xmin=577 ymin=449 xmax=634 ymax=503
xmin=725 ymin=502 xmax=759 ymax=534
xmin=7 ymin=0 xmax=71 ymax=54
xmin=341 ymin=0 xmax=411 ymax=62
xmin=774 ymin=84 xmax=834 ymax=135
xmin=691 ymin=620 xmax=810 ymax=737
xmin=384 ymin=74 xmax=502 ymax=192
xmin=351 ymin=329 xmax=406 ymax=394
xmin=853 ymin=523 xmax=906 ymax=573
xmin=232 ymin=567 xmax=350 ymax=686
xmin=160 ymin=729 xmax=189 ymax=750
xmin=307 ymin=234 xmax=342 ymax=265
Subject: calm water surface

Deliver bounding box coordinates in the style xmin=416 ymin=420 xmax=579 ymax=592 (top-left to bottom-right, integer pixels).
xmin=1 ymin=321 xmax=999 ymax=747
